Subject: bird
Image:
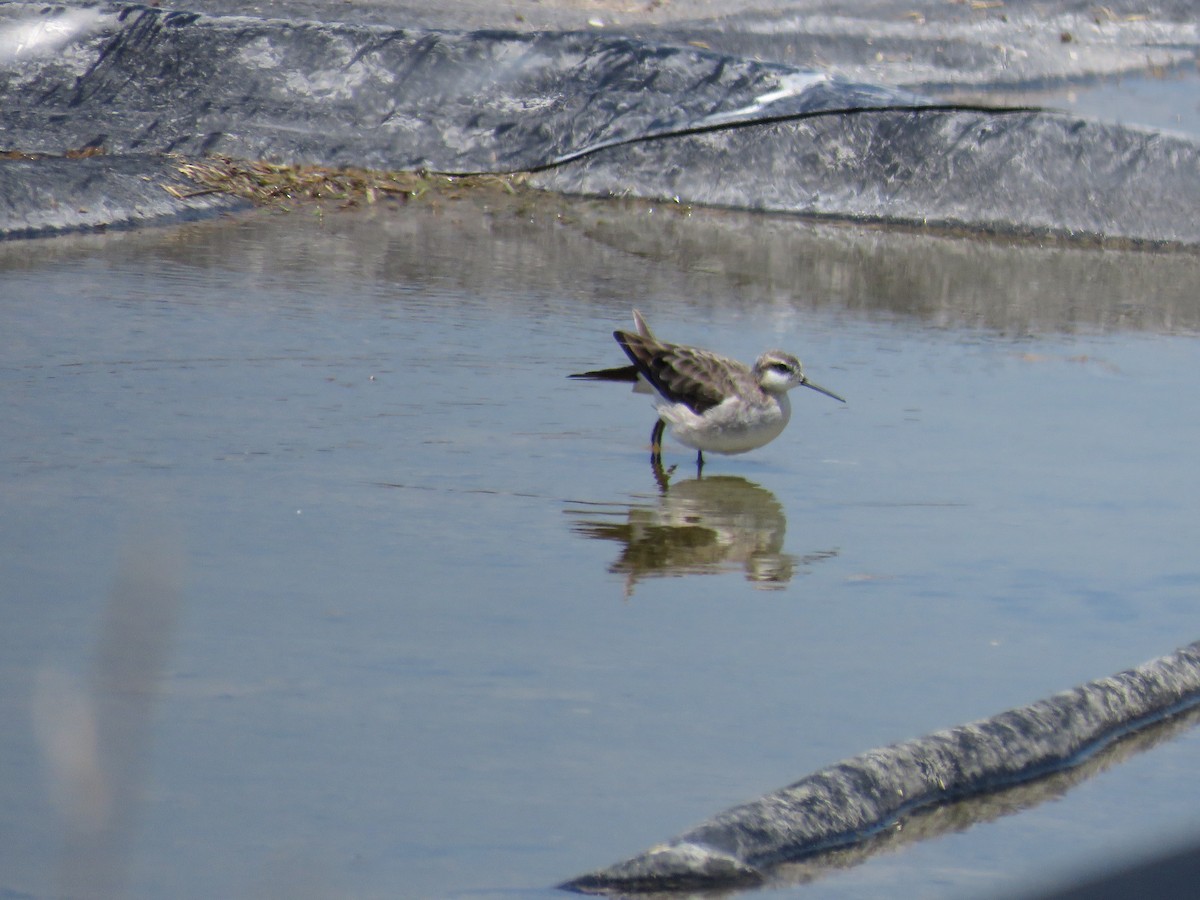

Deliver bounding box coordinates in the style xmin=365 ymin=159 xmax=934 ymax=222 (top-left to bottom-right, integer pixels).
xmin=570 ymin=310 xmax=844 ymax=470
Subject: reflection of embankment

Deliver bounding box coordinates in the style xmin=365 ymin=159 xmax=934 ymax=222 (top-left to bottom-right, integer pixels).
xmin=573 ymin=205 xmax=1200 ymax=336
xmin=9 ymin=198 xmax=1194 ymax=340
xmin=563 ymin=641 xmax=1200 ymax=894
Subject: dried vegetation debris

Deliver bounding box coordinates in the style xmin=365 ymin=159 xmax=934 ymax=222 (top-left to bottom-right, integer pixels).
xmin=1 ymin=146 xmax=107 ymax=160
xmin=169 ymin=156 xmax=530 ymax=206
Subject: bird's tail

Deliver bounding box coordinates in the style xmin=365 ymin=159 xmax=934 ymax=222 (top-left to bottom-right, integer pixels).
xmin=569 ymin=310 xmax=654 ymax=382
xmin=568 ymin=364 xmax=640 ymax=382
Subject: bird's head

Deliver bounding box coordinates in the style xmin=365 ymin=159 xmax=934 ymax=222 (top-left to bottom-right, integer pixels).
xmin=754 ymin=351 xmax=845 ymax=403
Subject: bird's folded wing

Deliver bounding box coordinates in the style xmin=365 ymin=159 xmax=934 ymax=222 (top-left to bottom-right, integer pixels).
xmin=615 ymin=333 xmax=741 ymax=414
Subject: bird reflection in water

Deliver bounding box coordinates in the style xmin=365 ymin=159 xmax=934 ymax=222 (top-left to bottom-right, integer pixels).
xmin=567 ymin=474 xmax=837 ymax=599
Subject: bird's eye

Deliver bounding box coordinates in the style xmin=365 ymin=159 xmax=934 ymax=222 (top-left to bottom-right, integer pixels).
xmin=770 ymin=362 xmax=791 ymax=373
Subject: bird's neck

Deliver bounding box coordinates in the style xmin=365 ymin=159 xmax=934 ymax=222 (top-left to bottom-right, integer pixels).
xmin=775 ymin=391 xmax=792 ymax=424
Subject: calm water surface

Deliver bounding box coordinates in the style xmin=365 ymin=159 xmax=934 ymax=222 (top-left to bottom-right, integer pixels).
xmin=4 ymin=197 xmax=1200 ymax=899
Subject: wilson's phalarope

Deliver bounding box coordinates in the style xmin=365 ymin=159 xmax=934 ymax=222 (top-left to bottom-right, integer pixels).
xmin=570 ymin=310 xmax=844 ymax=469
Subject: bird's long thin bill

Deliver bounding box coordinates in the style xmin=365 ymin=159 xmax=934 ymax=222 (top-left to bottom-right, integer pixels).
xmin=802 ymin=379 xmax=846 ymax=403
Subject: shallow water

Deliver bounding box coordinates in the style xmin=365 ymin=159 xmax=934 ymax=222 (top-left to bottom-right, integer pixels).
xmin=1055 ymin=69 xmax=1200 ymax=138
xmin=4 ymin=196 xmax=1200 ymax=899
xmin=955 ymin=65 xmax=1200 ymax=140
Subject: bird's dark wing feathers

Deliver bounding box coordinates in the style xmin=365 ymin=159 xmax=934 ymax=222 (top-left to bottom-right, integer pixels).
xmin=614 ymin=331 xmax=744 ymax=414
xmin=568 ymin=364 xmax=640 ymax=383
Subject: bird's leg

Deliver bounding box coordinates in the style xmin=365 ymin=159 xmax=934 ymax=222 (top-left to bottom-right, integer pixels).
xmin=649 ymin=419 xmax=665 ymax=463
xmin=696 ymin=450 xmax=705 ymax=477
xmin=649 ymin=419 xmax=674 ymax=491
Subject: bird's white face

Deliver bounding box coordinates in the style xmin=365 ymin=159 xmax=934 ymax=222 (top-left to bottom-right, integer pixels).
xmin=755 ymin=352 xmax=805 ymax=393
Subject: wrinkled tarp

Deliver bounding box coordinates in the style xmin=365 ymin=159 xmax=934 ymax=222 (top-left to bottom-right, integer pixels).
xmin=1 ymin=4 xmax=929 ymax=171
xmin=132 ymin=0 xmax=1200 ymax=89
xmin=535 ymin=108 xmax=1200 ymax=242
xmin=562 ymin=641 xmax=1200 ymax=893
xmin=1 ymin=1 xmax=1199 ymax=243
xmin=0 ymin=152 xmax=246 ymax=238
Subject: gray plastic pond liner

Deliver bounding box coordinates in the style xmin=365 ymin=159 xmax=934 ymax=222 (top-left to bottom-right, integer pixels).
xmin=2 ymin=2 xmax=1199 ymax=244
xmin=531 ymin=107 xmax=1200 ymax=244
xmin=0 ymin=153 xmax=248 ymax=238
xmin=561 ymin=640 xmax=1200 ymax=893
xmin=0 ymin=4 xmax=932 ymax=171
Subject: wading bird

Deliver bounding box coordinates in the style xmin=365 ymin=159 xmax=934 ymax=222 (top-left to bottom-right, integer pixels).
xmin=570 ymin=310 xmax=844 ymax=471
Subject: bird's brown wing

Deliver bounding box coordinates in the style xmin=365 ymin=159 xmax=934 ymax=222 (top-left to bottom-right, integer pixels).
xmin=614 ymin=331 xmax=746 ymax=414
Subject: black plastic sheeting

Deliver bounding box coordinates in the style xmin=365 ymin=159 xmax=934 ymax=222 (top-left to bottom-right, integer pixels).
xmin=2 ymin=4 xmax=928 ymax=171
xmin=2 ymin=2 xmax=1199 ymax=243
xmin=562 ymin=640 xmax=1200 ymax=894
xmin=534 ymin=108 xmax=1200 ymax=242
xmin=0 ymin=152 xmax=247 ymax=238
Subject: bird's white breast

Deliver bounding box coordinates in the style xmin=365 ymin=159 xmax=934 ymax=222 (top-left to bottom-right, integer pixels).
xmin=657 ymin=393 xmax=791 ymax=455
